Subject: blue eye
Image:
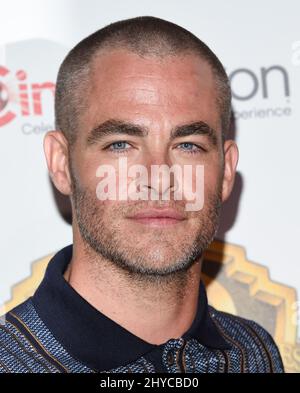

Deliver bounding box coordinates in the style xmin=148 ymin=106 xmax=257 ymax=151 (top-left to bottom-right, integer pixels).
xmin=107 ymin=141 xmax=131 ymax=152
xmin=178 ymin=142 xmax=202 ymax=154
xmin=180 ymin=143 xmax=196 ymax=150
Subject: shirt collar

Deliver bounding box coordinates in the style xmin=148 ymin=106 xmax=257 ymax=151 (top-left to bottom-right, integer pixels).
xmin=33 ymin=244 xmax=231 ymax=371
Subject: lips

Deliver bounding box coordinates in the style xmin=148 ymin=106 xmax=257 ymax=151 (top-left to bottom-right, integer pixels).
xmin=127 ymin=208 xmax=186 ymax=227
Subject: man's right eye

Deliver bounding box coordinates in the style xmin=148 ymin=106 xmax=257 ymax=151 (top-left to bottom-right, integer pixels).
xmin=106 ymin=141 xmax=131 ymax=152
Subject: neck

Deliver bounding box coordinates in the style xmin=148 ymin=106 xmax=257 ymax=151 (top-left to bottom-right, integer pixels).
xmin=64 ymin=227 xmax=203 ymax=345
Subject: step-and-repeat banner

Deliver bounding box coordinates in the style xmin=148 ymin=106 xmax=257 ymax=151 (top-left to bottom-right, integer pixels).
xmin=0 ymin=0 xmax=299 ymax=372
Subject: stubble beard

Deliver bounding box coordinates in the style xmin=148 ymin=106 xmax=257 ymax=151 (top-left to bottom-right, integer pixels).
xmin=70 ymin=167 xmax=223 ymax=285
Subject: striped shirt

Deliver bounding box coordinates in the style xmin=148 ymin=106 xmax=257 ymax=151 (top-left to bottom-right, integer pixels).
xmin=0 ymin=245 xmax=284 ymax=373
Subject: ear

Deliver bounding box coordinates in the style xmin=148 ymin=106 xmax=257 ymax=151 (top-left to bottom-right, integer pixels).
xmin=221 ymin=140 xmax=239 ymax=203
xmin=43 ymin=130 xmax=72 ymax=195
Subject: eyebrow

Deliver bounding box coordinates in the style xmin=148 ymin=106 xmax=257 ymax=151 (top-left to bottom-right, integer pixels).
xmin=170 ymin=121 xmax=218 ymax=146
xmin=86 ymin=120 xmax=148 ymax=145
xmin=86 ymin=119 xmax=218 ymax=146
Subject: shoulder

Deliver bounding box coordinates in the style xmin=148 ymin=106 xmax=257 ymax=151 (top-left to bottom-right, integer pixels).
xmin=208 ymin=305 xmax=285 ymax=373
xmin=0 ymin=298 xmax=59 ymax=373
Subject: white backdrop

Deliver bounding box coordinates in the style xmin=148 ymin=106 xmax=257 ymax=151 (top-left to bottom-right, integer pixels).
xmin=0 ymin=0 xmax=299 ymax=355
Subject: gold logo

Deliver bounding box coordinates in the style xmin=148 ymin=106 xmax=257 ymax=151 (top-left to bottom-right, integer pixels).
xmin=2 ymin=240 xmax=299 ymax=373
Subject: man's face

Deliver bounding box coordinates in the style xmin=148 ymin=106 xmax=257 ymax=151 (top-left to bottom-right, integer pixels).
xmin=70 ymin=49 xmax=225 ymax=277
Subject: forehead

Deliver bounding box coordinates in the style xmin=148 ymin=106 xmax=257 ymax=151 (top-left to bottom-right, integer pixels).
xmin=82 ymin=49 xmax=220 ymax=133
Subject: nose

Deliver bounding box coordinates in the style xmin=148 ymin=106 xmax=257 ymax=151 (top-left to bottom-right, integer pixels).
xmin=139 ymin=149 xmax=177 ymax=200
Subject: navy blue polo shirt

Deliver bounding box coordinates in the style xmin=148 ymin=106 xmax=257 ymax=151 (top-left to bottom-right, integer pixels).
xmin=0 ymin=245 xmax=284 ymax=373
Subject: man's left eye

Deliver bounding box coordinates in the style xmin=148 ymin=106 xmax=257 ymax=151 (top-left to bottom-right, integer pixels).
xmin=108 ymin=141 xmax=131 ymax=151
xmin=177 ymin=142 xmax=202 ymax=153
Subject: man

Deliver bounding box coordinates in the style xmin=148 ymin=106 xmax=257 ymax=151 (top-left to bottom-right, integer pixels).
xmin=0 ymin=16 xmax=284 ymax=373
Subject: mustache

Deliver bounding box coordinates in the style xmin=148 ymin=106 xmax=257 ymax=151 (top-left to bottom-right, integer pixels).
xmin=70 ymin=170 xmax=222 ymax=219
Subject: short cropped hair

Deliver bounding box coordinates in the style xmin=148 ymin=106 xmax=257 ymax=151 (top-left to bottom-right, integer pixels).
xmin=55 ymin=16 xmax=231 ymax=146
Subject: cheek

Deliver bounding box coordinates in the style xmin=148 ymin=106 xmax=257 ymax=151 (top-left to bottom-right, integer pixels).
xmin=181 ymin=160 xmax=221 ymax=195
xmin=71 ymin=153 xmax=99 ymax=191
xmin=95 ymin=166 xmax=138 ymax=203
xmin=202 ymin=155 xmax=223 ymax=188
xmin=75 ymin=153 xmax=121 ymax=197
